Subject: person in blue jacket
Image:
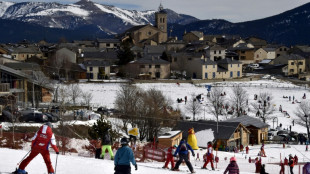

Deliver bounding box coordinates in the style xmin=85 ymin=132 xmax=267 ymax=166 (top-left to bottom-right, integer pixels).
xmin=114 ymin=137 xmax=137 ymax=174
xmin=173 ymin=139 xmax=196 ymax=173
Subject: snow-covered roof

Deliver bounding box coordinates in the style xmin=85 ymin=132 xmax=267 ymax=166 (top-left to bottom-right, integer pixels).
xmin=158 ymin=130 xmax=181 ymax=138
xmin=226 ymin=115 xmax=269 ymax=128
xmin=259 ymin=59 xmax=272 ymax=64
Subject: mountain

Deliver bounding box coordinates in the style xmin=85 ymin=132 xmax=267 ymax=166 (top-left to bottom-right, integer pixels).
xmin=0 ymin=0 xmax=198 ymax=34
xmin=170 ymin=2 xmax=310 ymax=46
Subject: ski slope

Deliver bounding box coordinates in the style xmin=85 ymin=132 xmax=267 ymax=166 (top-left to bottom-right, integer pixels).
xmin=0 ymin=143 xmax=309 ymax=174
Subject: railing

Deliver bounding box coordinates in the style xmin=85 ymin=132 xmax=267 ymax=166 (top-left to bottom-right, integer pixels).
xmin=0 ymin=83 xmax=10 ymax=92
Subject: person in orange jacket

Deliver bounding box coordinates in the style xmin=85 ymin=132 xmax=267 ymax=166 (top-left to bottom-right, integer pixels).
xmin=288 ymin=154 xmax=295 ymax=174
xmin=15 ymin=122 xmax=59 ymax=174
xmin=162 ymin=145 xmax=177 ymax=169
xmin=202 ymin=141 xmax=214 ymax=170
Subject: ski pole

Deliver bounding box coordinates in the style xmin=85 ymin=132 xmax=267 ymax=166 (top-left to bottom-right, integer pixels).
xmin=17 ymin=149 xmax=31 ymax=166
xmin=55 ymin=154 xmax=58 ymax=174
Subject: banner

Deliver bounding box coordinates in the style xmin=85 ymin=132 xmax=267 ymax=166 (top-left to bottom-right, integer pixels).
xmin=144 ymin=147 xmax=165 ymax=162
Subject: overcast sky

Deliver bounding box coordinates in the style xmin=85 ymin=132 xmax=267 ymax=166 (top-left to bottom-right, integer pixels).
xmin=7 ymin=0 xmax=310 ymax=22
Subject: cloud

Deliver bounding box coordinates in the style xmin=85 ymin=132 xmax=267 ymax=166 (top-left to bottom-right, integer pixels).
xmin=7 ymin=0 xmax=310 ymax=22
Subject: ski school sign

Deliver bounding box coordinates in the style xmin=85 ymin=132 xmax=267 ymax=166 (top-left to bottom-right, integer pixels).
xmin=144 ymin=147 xmax=165 ymax=162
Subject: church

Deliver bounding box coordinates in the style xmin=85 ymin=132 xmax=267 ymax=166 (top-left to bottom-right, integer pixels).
xmin=122 ymin=4 xmax=168 ymax=47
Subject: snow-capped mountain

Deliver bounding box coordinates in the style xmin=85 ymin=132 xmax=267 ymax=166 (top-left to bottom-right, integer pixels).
xmin=0 ymin=0 xmax=198 ymax=33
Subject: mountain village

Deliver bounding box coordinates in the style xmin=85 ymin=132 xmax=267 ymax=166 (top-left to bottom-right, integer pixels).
xmin=0 ymin=2 xmax=310 ymax=174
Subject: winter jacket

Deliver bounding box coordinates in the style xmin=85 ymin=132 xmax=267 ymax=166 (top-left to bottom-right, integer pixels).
xmin=166 ymin=146 xmax=175 ymax=157
xmin=174 ymin=140 xmax=194 ymax=156
xmin=32 ymin=125 xmax=59 ymax=152
xmin=102 ymin=132 xmax=112 ymax=145
xmin=206 ymin=144 xmax=213 ymax=158
xmin=289 ymin=157 xmax=294 ymax=167
xmin=224 ymin=161 xmax=239 ymax=174
xmin=114 ymin=145 xmax=136 ymax=166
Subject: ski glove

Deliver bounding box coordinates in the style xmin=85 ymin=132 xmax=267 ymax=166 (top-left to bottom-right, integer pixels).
xmin=135 ymin=164 xmax=138 ymax=170
xmin=192 ymin=153 xmax=195 ymax=157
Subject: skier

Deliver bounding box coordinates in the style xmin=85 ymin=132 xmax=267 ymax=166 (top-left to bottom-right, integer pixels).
xmin=224 ymin=157 xmax=239 ymax=174
xmin=288 ymin=154 xmax=295 ymax=174
xmin=294 ymin=155 xmax=298 ymax=165
xmin=101 ymin=128 xmax=114 ymax=160
xmin=202 ymin=141 xmax=214 ymax=170
xmin=172 ymin=139 xmax=196 ymax=173
xmin=246 ymin=146 xmax=249 ymax=154
xmin=162 ymin=145 xmax=177 ymax=169
xmin=14 ymin=122 xmax=59 ymax=174
xmin=255 ymin=157 xmax=262 ymax=173
xmin=95 ymin=138 xmax=102 ymax=159
xmin=279 ymin=160 xmax=285 ymax=174
xmin=260 ymin=144 xmax=266 ymax=157
xmin=114 ymin=137 xmax=137 ymax=174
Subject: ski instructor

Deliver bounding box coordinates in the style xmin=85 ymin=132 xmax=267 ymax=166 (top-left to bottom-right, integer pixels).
xmin=14 ymin=122 xmax=59 ymax=174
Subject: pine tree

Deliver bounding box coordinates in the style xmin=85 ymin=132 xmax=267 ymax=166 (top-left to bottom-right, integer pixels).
xmin=88 ymin=117 xmax=121 ymax=141
xmin=117 ymin=40 xmax=135 ymax=66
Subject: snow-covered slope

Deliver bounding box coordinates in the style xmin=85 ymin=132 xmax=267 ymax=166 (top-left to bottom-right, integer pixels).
xmin=0 ymin=1 xmax=14 ymax=17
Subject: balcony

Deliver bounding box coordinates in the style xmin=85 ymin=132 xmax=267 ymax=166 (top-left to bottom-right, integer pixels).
xmin=0 ymin=83 xmax=10 ymax=92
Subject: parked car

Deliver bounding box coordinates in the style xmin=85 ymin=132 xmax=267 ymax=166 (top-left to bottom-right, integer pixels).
xmin=277 ymin=130 xmax=289 ymax=135
xmin=43 ymin=113 xmax=59 ymax=122
xmin=268 ymin=132 xmax=274 ymax=140
xmin=19 ymin=112 xmax=48 ymax=122
xmin=0 ymin=110 xmax=17 ymax=122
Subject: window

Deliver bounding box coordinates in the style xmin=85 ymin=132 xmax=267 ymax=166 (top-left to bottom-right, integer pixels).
xmin=291 ymin=62 xmax=294 ymax=65
xmin=279 ymin=48 xmax=282 ymax=51
xmin=241 ymin=56 xmax=246 ymax=60
xmin=163 ymin=18 xmax=165 ymax=23
xmin=241 ymin=51 xmax=245 ymax=54
xmin=155 ymin=65 xmax=161 ymax=68
xmin=284 ymin=48 xmax=287 ymax=51
xmin=140 ymin=65 xmax=145 ymax=68
xmin=188 ymin=58 xmax=192 ymax=61
xmin=214 ymin=51 xmax=216 ymax=54
xmin=90 ymin=73 xmax=93 ymax=79
xmin=148 ymin=31 xmax=152 ymax=35
xmin=230 ymin=72 xmax=233 ymax=77
xmin=238 ymin=64 xmax=240 ymax=67
xmin=213 ymin=64 xmax=215 ymax=68
xmin=219 ymin=50 xmax=221 ymax=54
xmin=237 ymin=71 xmax=240 ymax=77
xmin=149 ymin=65 xmax=152 ymax=68
xmin=174 ymin=57 xmax=177 ymax=62
xmin=212 ymin=72 xmax=216 ymax=79
xmin=231 ymin=64 xmax=232 ymax=68
xmin=290 ymin=69 xmax=294 ymax=72
xmin=89 ymin=67 xmax=93 ymax=71
xmin=114 ymin=44 xmax=117 ymax=47
xmin=205 ymin=65 xmax=208 ymax=69
xmin=299 ymin=62 xmax=303 ymax=65
xmin=160 ymin=18 xmax=162 ymax=23
xmin=149 ymin=72 xmax=152 ymax=75
xmin=107 ymin=43 xmax=110 ymax=47
xmin=205 ymin=72 xmax=208 ymax=79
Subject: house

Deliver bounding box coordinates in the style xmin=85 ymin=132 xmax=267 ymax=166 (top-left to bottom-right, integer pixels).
xmin=186 ymin=58 xmax=217 ymax=79
xmin=158 ymin=130 xmax=182 ymax=147
xmin=55 ymin=47 xmax=77 ymax=63
xmin=173 ymin=121 xmax=251 ymax=149
xmin=122 ymin=4 xmax=167 ymax=47
xmin=254 ymin=48 xmax=276 ymax=62
xmin=245 ymin=37 xmax=268 ymax=49
xmin=275 ymin=46 xmax=289 ymax=57
xmin=164 ymin=38 xmax=186 ymax=52
xmin=273 ymin=54 xmax=306 ymax=76
xmin=144 ymin=45 xmax=166 ymax=57
xmin=6 ymin=46 xmax=43 ymax=61
xmin=127 ymin=56 xmax=170 ymax=79
xmin=229 ymin=43 xmax=255 ymax=64
xmin=216 ymin=58 xmax=243 ymax=79
xmin=226 ymin=115 xmax=269 ymax=145
xmin=78 ymin=51 xmax=118 ymax=64
xmin=183 ymin=31 xmax=204 ymax=43
xmin=82 ymin=60 xmax=110 ymax=80
xmin=205 ymin=45 xmax=226 ymax=61
xmin=96 ymin=39 xmax=120 ymax=50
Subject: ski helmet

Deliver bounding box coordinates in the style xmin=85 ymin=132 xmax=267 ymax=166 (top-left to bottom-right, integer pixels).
xmin=230 ymin=157 xmax=237 ymax=162
xmin=121 ymin=137 xmax=128 ymax=145
xmin=45 ymin=122 xmax=52 ymax=128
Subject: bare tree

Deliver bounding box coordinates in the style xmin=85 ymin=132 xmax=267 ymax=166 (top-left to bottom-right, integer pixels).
xmin=251 ymin=92 xmax=276 ymax=123
xmin=81 ymin=91 xmax=93 ymax=109
xmin=294 ymin=100 xmax=310 ymax=138
xmin=208 ymin=87 xmax=225 ymax=134
xmin=186 ymin=93 xmax=202 ymax=121
xmin=230 ymin=85 xmax=248 ymax=117
xmin=63 ymin=56 xmax=73 ymax=81
xmin=49 ymin=54 xmax=63 ymax=80
xmin=68 ymin=84 xmax=82 ymax=106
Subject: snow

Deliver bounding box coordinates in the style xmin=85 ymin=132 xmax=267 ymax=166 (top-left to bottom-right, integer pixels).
xmin=0 ymin=1 xmax=14 ymax=17
xmin=195 ymin=129 xmax=214 ymax=148
xmin=158 ymin=130 xmax=181 ymax=138
xmin=1 ymin=143 xmax=309 ymax=174
xmin=26 ymin=4 xmax=89 ymax=17
xmin=76 ymin=78 xmax=309 ymax=134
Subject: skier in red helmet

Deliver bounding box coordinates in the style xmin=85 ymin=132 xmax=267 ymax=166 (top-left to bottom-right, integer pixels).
xmin=14 ymin=122 xmax=59 ymax=174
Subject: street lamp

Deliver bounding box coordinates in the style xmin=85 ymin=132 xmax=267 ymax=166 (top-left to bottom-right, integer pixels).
xmin=305 ymin=115 xmax=310 ymax=140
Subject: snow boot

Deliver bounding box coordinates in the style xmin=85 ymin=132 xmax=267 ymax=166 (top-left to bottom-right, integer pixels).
xmin=172 ymin=168 xmax=180 ymax=171
xmin=190 ymin=170 xmax=196 ymax=173
xmin=13 ymin=168 xmax=27 ymax=174
xmin=212 ymin=167 xmax=215 ymax=170
xmin=201 ymin=167 xmax=207 ymax=169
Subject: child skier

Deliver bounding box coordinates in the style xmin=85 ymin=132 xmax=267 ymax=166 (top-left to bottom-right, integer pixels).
xmin=224 ymin=157 xmax=239 ymax=174
xmin=14 ymin=122 xmax=59 ymax=174
xmin=114 ymin=137 xmax=137 ymax=174
xmin=202 ymin=141 xmax=215 ymax=170
xmin=246 ymin=146 xmax=249 ymax=154
xmin=172 ymin=139 xmax=196 ymax=173
xmin=101 ymin=128 xmax=114 ymax=160
xmin=162 ymin=145 xmax=177 ymax=169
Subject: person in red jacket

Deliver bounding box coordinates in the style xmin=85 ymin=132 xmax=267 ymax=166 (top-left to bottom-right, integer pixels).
xmin=202 ymin=141 xmax=214 ymax=170
xmin=279 ymin=160 xmax=285 ymax=174
xmin=162 ymin=145 xmax=176 ymax=169
xmin=15 ymin=122 xmax=59 ymax=174
xmin=294 ymin=155 xmax=298 ymax=165
xmin=246 ymin=146 xmax=249 ymax=154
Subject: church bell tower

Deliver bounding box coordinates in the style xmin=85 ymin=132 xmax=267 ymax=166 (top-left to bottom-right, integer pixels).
xmin=155 ymin=3 xmax=167 ymax=34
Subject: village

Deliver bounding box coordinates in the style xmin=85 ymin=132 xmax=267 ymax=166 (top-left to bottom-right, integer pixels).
xmin=0 ymin=3 xmax=310 ymax=174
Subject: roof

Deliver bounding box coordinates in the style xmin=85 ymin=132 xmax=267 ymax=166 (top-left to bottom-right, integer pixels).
xmin=217 ymin=66 xmax=227 ymax=72
xmin=96 ymin=39 xmax=120 ymax=43
xmin=216 ymin=58 xmax=242 ymax=64
xmin=202 ymin=59 xmax=217 ymax=65
xmin=130 ymin=56 xmax=170 ymax=64
xmin=173 ymin=120 xmax=242 ymax=140
xmin=263 ymin=48 xmax=276 ymax=52
xmin=144 ymin=45 xmax=166 ymax=54
xmin=82 ymin=60 xmax=110 ymax=67
xmin=4 ymin=62 xmax=41 ymax=71
xmin=226 ymin=115 xmax=269 ymax=129
xmin=82 ymin=51 xmax=117 ymax=60
xmin=210 ymin=45 xmax=225 ymax=50
xmin=189 ymin=31 xmax=204 ymax=38
xmin=158 ymin=130 xmax=181 ymax=138
xmin=288 ymin=54 xmax=305 ymax=60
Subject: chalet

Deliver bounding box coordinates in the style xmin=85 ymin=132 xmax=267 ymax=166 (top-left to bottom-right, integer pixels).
xmin=127 ymin=56 xmax=170 ymax=79
xmin=173 ymin=121 xmax=251 ymax=149
xmin=272 ymin=54 xmax=306 ymax=76
xmin=226 ymin=115 xmax=269 ymax=145
xmin=82 ymin=60 xmax=110 ymax=80
xmin=158 ymin=130 xmax=182 ymax=147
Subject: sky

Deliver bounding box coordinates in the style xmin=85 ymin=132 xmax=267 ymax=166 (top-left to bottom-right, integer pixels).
xmin=6 ymin=0 xmax=310 ymax=22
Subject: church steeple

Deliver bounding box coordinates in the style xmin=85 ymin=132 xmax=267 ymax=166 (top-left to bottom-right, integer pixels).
xmin=158 ymin=3 xmax=164 ymax=12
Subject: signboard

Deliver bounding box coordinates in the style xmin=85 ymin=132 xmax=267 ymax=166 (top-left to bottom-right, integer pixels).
xmin=144 ymin=147 xmax=165 ymax=162
xmin=205 ymin=85 xmax=212 ymax=91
